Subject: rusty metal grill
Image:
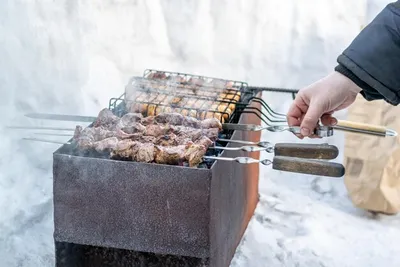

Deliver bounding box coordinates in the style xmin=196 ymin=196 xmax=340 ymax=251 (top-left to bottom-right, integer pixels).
xmin=51 ymin=69 xmax=296 ymax=267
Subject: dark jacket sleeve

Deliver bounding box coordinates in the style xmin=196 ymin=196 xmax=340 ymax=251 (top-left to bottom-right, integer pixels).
xmin=334 ymin=1 xmax=400 ymax=105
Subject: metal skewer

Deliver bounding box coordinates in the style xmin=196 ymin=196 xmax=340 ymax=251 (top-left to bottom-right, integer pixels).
xmin=17 ymin=110 xmax=398 ymax=138
xmin=203 ymin=155 xmax=345 ymax=177
xmin=204 ymin=156 xmax=268 ymax=165
xmin=209 ymin=145 xmax=270 ymax=152
xmin=7 ymin=126 xmax=75 ymax=131
xmin=217 ymin=138 xmax=271 ymax=147
xmin=222 ymin=123 xmax=334 ymax=137
xmin=20 ymin=136 xmax=344 ymax=177
xmin=22 ymin=137 xmax=72 ymax=145
xmin=34 ymin=132 xmax=73 ymax=137
xmin=214 ymin=140 xmax=339 ymax=159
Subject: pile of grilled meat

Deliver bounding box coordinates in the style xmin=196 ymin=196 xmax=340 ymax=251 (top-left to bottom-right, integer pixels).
xmin=72 ymin=108 xmax=222 ymax=167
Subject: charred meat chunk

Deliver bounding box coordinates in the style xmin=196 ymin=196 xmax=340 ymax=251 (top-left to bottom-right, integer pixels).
xmin=154 ymin=113 xmax=184 ymax=125
xmin=154 ymin=145 xmax=186 ymax=165
xmin=119 ymin=122 xmax=146 ymax=134
xmin=194 ymin=136 xmax=213 ymax=148
xmin=184 ymin=143 xmax=207 ymax=167
xmin=117 ymin=113 xmax=143 ymax=128
xmin=200 ymin=118 xmax=222 ymax=130
xmin=110 ymin=139 xmax=138 ymax=159
xmin=141 ymin=116 xmax=155 ymax=126
xmin=135 ymin=143 xmax=155 ymax=163
xmin=93 ymin=108 xmax=120 ymax=128
xmin=93 ymin=137 xmax=119 ymax=152
xmin=155 ymin=134 xmax=178 ymax=146
xmin=145 ymin=124 xmax=170 ymax=137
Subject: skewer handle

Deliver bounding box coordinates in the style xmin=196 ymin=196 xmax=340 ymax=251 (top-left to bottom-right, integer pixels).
xmin=272 ymin=156 xmax=345 ymax=177
xmin=274 ymin=143 xmax=339 ymax=160
xmin=334 ymin=120 xmax=397 ymax=137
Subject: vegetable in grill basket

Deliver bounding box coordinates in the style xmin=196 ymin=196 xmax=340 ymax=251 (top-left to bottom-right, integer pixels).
xmin=124 ymin=76 xmax=242 ymax=123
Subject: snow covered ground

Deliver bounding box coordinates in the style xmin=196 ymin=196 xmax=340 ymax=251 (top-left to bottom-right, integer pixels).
xmin=1 ymin=0 xmax=399 ymax=266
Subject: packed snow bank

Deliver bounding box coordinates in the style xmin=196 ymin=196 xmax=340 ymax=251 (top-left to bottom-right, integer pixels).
xmin=1 ymin=0 xmax=398 ymax=266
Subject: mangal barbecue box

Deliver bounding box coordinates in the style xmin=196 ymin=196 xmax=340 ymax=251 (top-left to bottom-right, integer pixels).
xmin=52 ymin=70 xmax=263 ymax=267
xmin=51 ymin=69 xmax=344 ymax=266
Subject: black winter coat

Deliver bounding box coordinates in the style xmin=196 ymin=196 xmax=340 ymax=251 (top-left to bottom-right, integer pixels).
xmin=335 ymin=1 xmax=400 ymax=105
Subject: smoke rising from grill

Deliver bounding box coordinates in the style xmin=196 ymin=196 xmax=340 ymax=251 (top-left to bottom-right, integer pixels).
xmin=0 ymin=1 xmax=388 ymax=267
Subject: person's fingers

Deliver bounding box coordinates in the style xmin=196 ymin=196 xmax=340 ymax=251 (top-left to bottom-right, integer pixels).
xmin=286 ymin=103 xmax=303 ymax=127
xmin=308 ymin=134 xmax=322 ymax=139
xmin=295 ymin=133 xmax=304 ymax=139
xmin=321 ymin=114 xmax=338 ymax=126
xmin=299 ymin=101 xmax=325 ymax=136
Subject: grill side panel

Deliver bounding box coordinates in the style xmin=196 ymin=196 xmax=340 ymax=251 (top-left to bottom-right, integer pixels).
xmin=53 ymin=156 xmax=212 ymax=258
xmin=209 ymin=94 xmax=262 ymax=267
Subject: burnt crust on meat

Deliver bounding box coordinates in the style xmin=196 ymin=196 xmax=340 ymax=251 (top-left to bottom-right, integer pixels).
xmin=135 ymin=143 xmax=155 ymax=163
xmin=72 ymin=110 xmax=220 ymax=167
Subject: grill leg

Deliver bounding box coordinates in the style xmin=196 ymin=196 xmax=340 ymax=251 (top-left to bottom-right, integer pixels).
xmin=55 ymin=241 xmax=210 ymax=267
xmin=55 ymin=241 xmax=85 ymax=267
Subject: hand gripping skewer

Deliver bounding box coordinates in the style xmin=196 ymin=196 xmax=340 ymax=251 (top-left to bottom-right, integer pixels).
xmin=221 ymin=122 xmax=397 ymax=138
xmin=221 ymin=123 xmax=334 ymax=137
xmin=19 ymin=112 xmax=398 ymax=138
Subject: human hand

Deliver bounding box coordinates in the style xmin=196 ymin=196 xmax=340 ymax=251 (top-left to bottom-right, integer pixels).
xmin=286 ymin=71 xmax=362 ymax=138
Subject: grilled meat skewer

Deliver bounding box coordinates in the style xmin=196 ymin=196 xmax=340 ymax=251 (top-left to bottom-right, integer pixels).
xmin=92 ymin=108 xmax=222 ymax=130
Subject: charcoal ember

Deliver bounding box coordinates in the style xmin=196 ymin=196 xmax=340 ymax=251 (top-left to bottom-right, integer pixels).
xmin=155 ymin=134 xmax=178 ymax=146
xmin=94 ymin=137 xmax=119 ymax=152
xmin=93 ymin=108 xmax=120 ymax=128
xmin=135 ymin=143 xmax=155 ymax=162
xmin=154 ymin=145 xmax=186 ymax=165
